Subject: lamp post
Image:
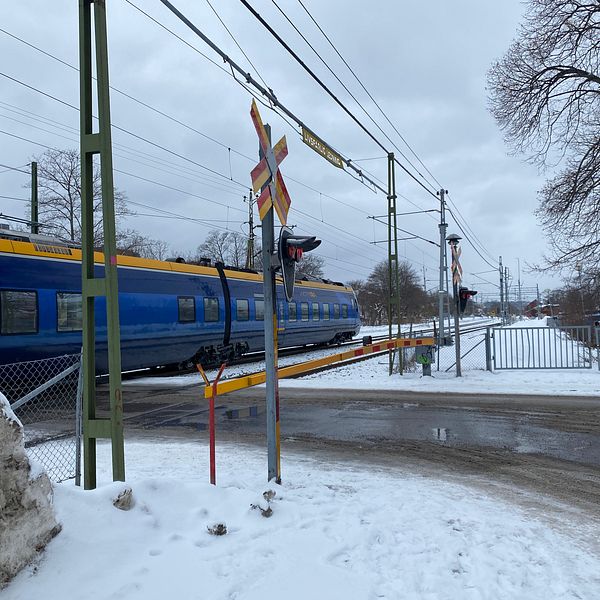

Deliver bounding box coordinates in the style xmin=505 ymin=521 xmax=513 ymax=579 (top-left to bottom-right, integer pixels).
xmin=447 ymin=233 xmax=462 ymax=377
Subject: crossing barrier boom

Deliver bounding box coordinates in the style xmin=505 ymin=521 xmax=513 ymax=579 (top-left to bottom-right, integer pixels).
xmin=203 ymin=337 xmax=435 ymax=399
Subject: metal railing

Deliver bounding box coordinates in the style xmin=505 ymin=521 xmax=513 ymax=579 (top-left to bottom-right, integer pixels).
xmin=488 ymin=325 xmax=597 ymax=370
xmin=0 ymin=353 xmax=82 ymax=482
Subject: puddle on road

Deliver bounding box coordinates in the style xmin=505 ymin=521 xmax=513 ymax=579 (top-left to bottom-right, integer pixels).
xmin=274 ymin=405 xmax=600 ymax=467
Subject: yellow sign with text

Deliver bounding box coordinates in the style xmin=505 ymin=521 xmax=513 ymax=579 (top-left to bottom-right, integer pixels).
xmin=301 ymin=127 xmax=344 ymax=170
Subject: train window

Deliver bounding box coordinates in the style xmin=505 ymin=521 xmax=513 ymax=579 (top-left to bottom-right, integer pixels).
xmin=333 ymin=303 xmax=340 ymax=319
xmin=178 ymin=297 xmax=196 ymax=323
xmin=204 ymin=297 xmax=219 ymax=322
xmin=300 ymin=302 xmax=309 ymax=321
xmin=1 ymin=290 xmax=38 ymax=334
xmin=288 ymin=302 xmax=297 ymax=322
xmin=312 ymin=302 xmax=319 ymax=321
xmin=342 ymin=304 xmax=348 ymax=319
xmin=323 ymin=303 xmax=330 ymax=320
xmin=57 ymin=292 xmax=82 ymax=332
xmin=255 ymin=299 xmax=264 ymax=321
xmin=236 ymin=299 xmax=249 ymax=321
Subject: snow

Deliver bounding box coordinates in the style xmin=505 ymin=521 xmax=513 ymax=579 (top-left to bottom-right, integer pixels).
xmin=3 ymin=438 xmax=600 ymax=599
xmin=0 ymin=390 xmax=22 ymax=427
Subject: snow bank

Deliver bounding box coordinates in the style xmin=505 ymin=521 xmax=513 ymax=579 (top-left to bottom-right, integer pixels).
xmin=3 ymin=439 xmax=600 ymax=599
xmin=0 ymin=392 xmax=60 ymax=587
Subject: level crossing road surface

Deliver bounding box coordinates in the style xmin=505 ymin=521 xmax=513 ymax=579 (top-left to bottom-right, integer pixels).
xmin=102 ymin=383 xmax=600 ymax=513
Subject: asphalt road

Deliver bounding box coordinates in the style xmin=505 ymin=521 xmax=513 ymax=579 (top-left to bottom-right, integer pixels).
xmin=108 ymin=383 xmax=600 ymax=514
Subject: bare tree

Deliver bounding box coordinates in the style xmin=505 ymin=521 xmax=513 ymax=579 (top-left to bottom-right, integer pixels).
xmin=487 ymin=0 xmax=600 ymax=274
xmin=295 ymin=253 xmax=325 ymax=279
xmin=118 ymin=233 xmax=170 ymax=260
xmin=196 ymin=230 xmax=248 ymax=267
xmin=349 ymin=260 xmax=431 ymax=326
xmin=29 ymin=148 xmax=132 ymax=246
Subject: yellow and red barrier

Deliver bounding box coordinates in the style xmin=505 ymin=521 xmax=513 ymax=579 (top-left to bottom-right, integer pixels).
xmin=203 ymin=337 xmax=435 ymax=399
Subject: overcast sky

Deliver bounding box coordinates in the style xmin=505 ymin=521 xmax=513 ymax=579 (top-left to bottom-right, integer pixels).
xmin=0 ymin=0 xmax=563 ymax=301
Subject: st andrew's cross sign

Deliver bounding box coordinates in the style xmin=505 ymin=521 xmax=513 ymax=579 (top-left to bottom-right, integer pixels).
xmin=250 ymin=99 xmax=292 ymax=225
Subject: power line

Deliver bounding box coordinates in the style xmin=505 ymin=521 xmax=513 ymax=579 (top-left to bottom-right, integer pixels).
xmin=269 ymin=0 xmax=436 ymax=191
xmin=237 ymin=0 xmax=439 ymax=200
xmin=0 ymin=23 xmax=399 ymax=207
xmin=0 ymin=194 xmax=28 ymax=202
xmin=446 ymin=206 xmax=497 ymax=270
xmin=148 ymin=0 xmax=387 ymax=194
xmin=0 ymin=129 xmax=247 ymax=216
xmin=204 ymin=0 xmax=270 ymax=89
xmin=0 ymin=162 xmax=30 ymax=175
xmin=368 ymin=216 xmax=439 ymax=247
xmin=0 ymin=102 xmax=244 ymax=196
xmin=296 ymin=0 xmax=444 ymax=191
xmin=0 ymin=22 xmax=440 ymax=275
xmin=0 ymin=70 xmax=250 ymax=189
xmin=446 ymin=194 xmax=496 ymax=263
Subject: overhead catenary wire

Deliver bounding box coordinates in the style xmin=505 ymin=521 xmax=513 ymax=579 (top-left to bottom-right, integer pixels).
xmin=150 ymin=0 xmax=388 ymax=195
xmin=0 ymin=71 xmax=250 ymax=189
xmin=0 ymin=102 xmax=245 ymax=196
xmin=1 ymin=128 xmax=405 ymax=268
xmin=0 ymin=25 xmax=401 ymax=215
xmin=296 ymin=0 xmax=444 ymax=192
xmin=237 ymin=0 xmax=439 ymax=200
xmin=446 ymin=194 xmax=496 ymax=263
xmin=0 ymin=129 xmax=248 ymax=216
xmin=1 ymin=15 xmax=456 ymax=276
xmin=268 ymin=0 xmax=436 ymax=190
xmin=204 ymin=0 xmax=270 ymax=90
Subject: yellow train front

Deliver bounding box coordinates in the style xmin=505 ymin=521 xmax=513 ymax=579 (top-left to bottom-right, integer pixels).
xmin=0 ymin=231 xmax=361 ymax=372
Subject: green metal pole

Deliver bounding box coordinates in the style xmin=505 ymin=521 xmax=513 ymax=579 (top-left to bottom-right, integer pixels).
xmin=387 ymin=153 xmax=401 ymax=375
xmin=30 ymin=162 xmax=38 ymax=234
xmin=80 ymin=0 xmax=125 ymax=489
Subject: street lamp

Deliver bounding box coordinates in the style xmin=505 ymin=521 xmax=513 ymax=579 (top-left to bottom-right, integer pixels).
xmin=446 ymin=233 xmax=462 ymax=377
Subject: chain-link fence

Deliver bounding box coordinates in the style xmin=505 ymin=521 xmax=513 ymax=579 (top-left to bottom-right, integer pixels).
xmin=391 ymin=328 xmax=488 ymax=374
xmin=0 ymin=353 xmax=82 ymax=482
xmin=436 ymin=329 xmax=488 ymax=373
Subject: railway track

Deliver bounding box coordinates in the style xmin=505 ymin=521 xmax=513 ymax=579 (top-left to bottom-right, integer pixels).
xmin=110 ymin=318 xmax=500 ymax=429
xmin=120 ymin=318 xmax=499 ymax=385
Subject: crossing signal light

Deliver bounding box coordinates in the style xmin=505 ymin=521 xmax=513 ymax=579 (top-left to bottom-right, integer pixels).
xmin=459 ymin=287 xmax=477 ymax=314
xmin=278 ymin=226 xmax=321 ymax=301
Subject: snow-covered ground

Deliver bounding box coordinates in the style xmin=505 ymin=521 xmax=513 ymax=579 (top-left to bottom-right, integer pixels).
xmin=128 ymin=318 xmax=600 ymax=397
xmin=4 ymin=439 xmax=600 ymax=600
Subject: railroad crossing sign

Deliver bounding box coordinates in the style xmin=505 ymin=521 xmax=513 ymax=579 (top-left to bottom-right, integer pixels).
xmin=250 ymin=99 xmax=291 ymax=225
xmin=451 ymin=244 xmax=462 ymax=285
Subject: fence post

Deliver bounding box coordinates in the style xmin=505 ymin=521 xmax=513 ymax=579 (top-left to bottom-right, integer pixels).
xmin=485 ymin=327 xmax=493 ymax=372
xmin=75 ymin=349 xmax=84 ymax=487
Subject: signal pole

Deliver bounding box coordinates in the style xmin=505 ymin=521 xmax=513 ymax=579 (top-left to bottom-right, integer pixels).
xmin=499 ymin=256 xmax=505 ymax=324
xmin=387 ymin=153 xmax=401 ymax=375
xmin=30 ymin=162 xmax=38 ymax=235
xmin=257 ymin=123 xmax=281 ymax=483
xmin=437 ymin=189 xmax=448 ymax=350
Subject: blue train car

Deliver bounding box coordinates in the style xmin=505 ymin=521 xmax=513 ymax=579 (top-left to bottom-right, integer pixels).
xmin=0 ymin=232 xmax=361 ymax=372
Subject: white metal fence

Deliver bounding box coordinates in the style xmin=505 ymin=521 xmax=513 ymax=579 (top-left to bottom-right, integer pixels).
xmin=487 ymin=326 xmax=598 ymax=370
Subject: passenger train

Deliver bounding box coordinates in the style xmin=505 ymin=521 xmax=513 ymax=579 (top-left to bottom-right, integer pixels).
xmin=0 ymin=230 xmax=361 ymax=372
